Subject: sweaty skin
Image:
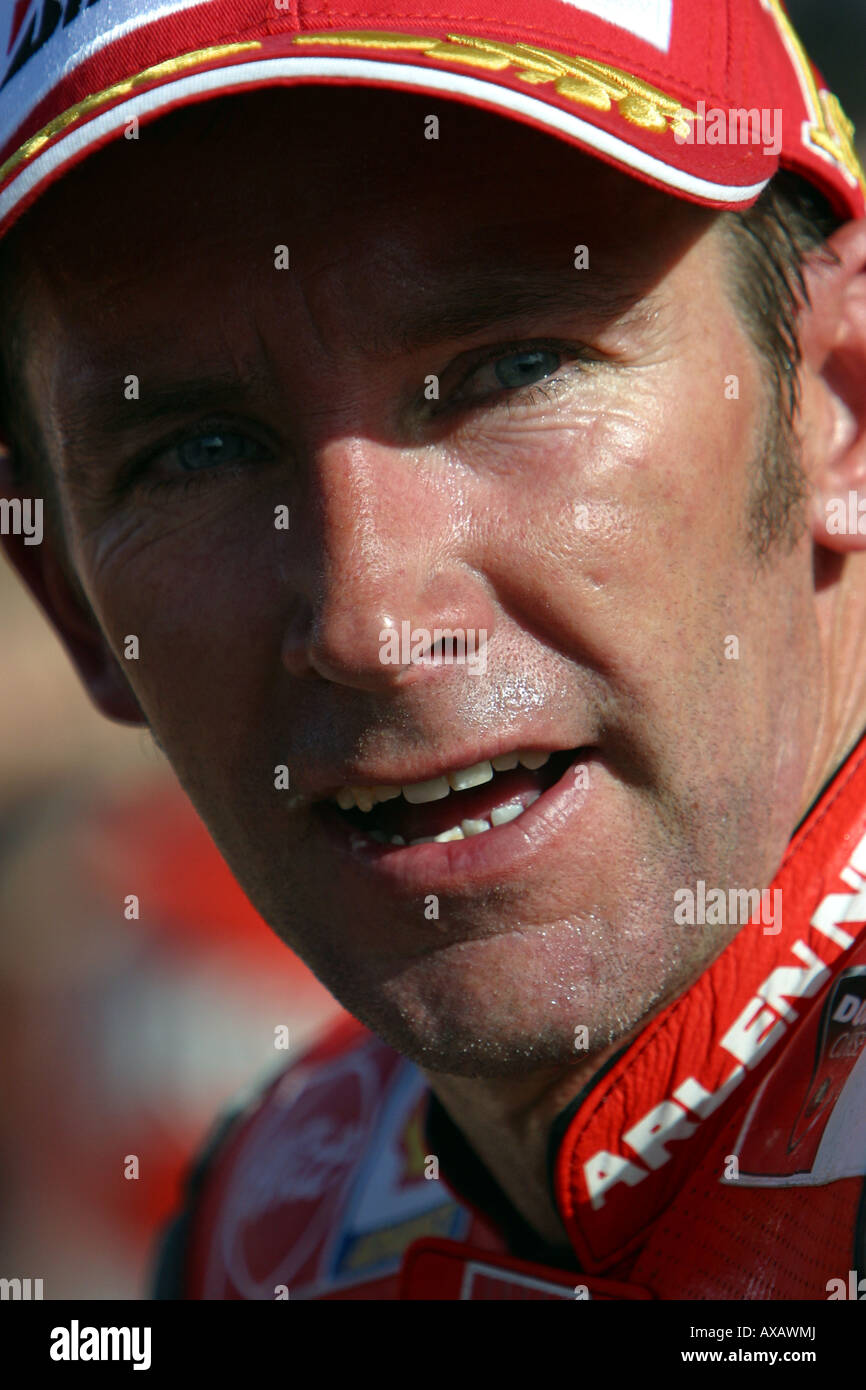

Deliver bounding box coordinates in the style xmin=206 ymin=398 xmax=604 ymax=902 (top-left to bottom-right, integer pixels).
xmin=2 ymin=89 xmax=866 ymax=1249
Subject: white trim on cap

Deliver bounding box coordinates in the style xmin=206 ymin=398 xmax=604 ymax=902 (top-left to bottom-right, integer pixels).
xmin=0 ymin=54 xmax=770 ymax=230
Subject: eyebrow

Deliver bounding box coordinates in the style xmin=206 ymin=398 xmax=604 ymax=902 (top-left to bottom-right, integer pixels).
xmin=386 ymin=267 xmax=654 ymax=355
xmin=58 ymin=265 xmax=656 ymax=467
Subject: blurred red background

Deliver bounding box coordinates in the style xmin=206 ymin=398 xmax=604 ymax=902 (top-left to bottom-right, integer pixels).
xmin=0 ymin=563 xmax=340 ymax=1297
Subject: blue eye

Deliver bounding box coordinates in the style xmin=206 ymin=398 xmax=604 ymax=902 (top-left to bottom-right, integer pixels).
xmin=177 ymin=432 xmax=264 ymax=471
xmin=493 ymin=349 xmax=560 ymax=389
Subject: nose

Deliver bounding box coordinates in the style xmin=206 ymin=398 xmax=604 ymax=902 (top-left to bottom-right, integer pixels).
xmin=281 ymin=435 xmax=494 ymax=690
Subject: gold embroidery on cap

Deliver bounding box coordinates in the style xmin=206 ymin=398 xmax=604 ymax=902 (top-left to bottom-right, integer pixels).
xmin=0 ymin=43 xmax=260 ymax=189
xmin=294 ymin=30 xmax=695 ymax=138
xmin=760 ymin=0 xmax=865 ymax=195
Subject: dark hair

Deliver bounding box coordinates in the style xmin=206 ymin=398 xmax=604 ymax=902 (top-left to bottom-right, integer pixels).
xmin=717 ymin=171 xmax=843 ymax=559
xmin=722 ymin=171 xmax=842 ymax=422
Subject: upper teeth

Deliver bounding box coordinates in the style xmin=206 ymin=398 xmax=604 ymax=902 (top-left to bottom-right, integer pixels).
xmin=333 ymin=749 xmax=551 ymax=812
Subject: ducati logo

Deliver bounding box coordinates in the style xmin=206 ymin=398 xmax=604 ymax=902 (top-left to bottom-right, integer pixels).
xmin=788 ymin=967 xmax=866 ymax=1149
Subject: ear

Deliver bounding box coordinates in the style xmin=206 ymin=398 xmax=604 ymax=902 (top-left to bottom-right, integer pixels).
xmin=0 ymin=451 xmax=146 ymax=725
xmin=798 ymin=217 xmax=866 ymax=554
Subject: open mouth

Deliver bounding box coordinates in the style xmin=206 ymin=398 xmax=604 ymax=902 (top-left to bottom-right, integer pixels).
xmin=322 ymin=747 xmax=583 ymax=848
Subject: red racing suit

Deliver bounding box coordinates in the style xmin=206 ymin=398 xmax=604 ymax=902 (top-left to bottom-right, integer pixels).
xmin=154 ymin=733 xmax=866 ymax=1299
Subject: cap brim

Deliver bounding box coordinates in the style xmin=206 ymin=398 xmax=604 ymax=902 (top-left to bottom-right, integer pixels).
xmin=0 ymin=31 xmax=780 ymax=238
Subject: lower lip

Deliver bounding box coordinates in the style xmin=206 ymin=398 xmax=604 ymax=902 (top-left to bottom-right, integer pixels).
xmin=313 ymin=751 xmax=597 ymax=894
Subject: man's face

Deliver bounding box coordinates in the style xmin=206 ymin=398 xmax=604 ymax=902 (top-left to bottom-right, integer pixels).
xmin=9 ymin=89 xmax=823 ymax=1076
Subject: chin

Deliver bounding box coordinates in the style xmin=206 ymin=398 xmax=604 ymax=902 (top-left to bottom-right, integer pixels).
xmin=354 ymin=1004 xmax=592 ymax=1079
xmin=315 ymin=937 xmax=627 ymax=1079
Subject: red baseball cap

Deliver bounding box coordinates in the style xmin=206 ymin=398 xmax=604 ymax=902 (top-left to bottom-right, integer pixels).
xmin=0 ymin=0 xmax=863 ymax=242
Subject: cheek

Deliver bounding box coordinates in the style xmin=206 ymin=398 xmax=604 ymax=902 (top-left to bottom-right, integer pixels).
xmin=79 ymin=493 xmax=286 ymax=747
xmin=465 ymin=357 xmax=781 ymax=775
xmin=473 ymin=378 xmax=751 ymax=647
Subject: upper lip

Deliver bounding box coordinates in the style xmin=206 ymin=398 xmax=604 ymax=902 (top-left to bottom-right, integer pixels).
xmin=301 ymin=736 xmax=587 ymax=803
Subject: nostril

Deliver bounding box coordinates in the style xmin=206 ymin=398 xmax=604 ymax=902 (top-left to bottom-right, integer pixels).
xmin=428 ymin=634 xmax=459 ymax=664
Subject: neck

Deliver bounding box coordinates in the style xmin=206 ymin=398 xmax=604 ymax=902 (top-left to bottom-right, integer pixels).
xmin=422 ymin=1029 xmax=639 ymax=1249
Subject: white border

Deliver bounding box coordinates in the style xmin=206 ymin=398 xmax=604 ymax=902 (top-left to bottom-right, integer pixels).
xmin=0 ymin=54 xmax=770 ymax=228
